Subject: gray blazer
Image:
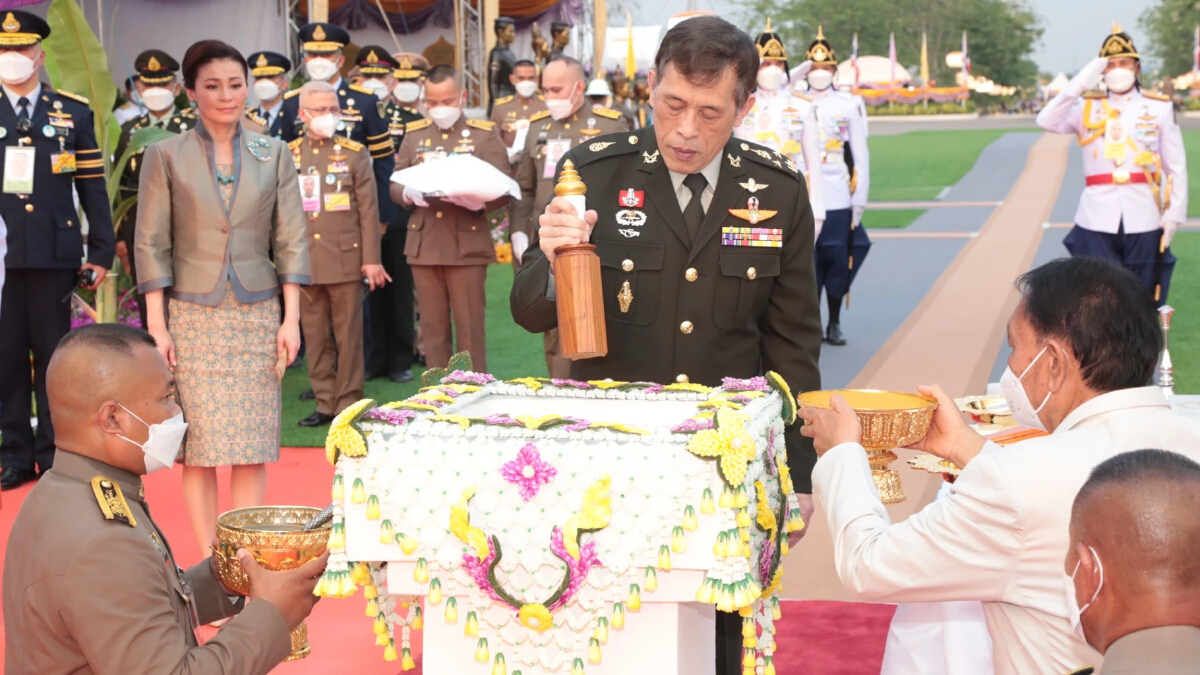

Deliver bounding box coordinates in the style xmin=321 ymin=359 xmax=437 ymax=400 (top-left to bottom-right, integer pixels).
xmin=135 ymin=122 xmax=310 ymax=304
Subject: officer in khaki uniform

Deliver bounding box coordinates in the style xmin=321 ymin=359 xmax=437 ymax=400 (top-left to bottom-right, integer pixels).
xmin=512 ymin=56 xmax=628 ymax=377
xmin=392 ymin=66 xmax=510 ymax=372
xmin=290 ymin=82 xmax=386 ymax=427
xmin=489 ymin=59 xmax=547 ymax=152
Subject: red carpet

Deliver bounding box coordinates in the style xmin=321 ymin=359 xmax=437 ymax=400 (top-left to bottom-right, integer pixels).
xmin=0 ymin=448 xmax=894 ymax=673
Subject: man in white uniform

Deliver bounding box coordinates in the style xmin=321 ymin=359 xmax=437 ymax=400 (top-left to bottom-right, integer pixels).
xmin=1037 ymin=23 xmax=1186 ymax=306
xmin=806 ymin=27 xmax=870 ymax=346
xmin=800 ymin=257 xmax=1200 ymax=675
xmin=734 ymin=19 xmax=825 ymax=241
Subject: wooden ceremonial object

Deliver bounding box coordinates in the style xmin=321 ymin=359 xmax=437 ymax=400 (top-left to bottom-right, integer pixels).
xmin=553 ymin=160 xmax=608 ymax=359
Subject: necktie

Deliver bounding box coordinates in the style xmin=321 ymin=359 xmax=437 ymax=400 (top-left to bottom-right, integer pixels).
xmin=260 ymin=108 xmax=269 ymax=125
xmin=16 ymin=96 xmax=29 ymax=120
xmin=682 ymin=172 xmax=708 ymax=243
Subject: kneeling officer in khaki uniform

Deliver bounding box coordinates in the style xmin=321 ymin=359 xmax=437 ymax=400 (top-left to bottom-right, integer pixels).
xmin=3 ymin=324 xmax=328 ymax=674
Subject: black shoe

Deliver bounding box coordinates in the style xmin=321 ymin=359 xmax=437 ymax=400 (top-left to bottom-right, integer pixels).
xmin=825 ymin=323 xmax=847 ymax=346
xmin=299 ymin=389 xmax=315 ymax=401
xmin=390 ymin=369 xmax=414 ymax=383
xmin=298 ymin=411 xmax=335 ymax=427
xmin=0 ymin=467 xmax=38 ymax=491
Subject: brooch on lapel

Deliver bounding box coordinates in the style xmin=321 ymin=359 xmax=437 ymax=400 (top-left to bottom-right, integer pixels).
xmin=247 ymin=137 xmax=272 ymax=162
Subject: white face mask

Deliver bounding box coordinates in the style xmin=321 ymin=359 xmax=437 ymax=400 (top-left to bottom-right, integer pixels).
xmin=361 ymin=78 xmax=390 ymax=100
xmin=757 ymin=65 xmax=787 ymax=91
xmin=141 ymin=87 xmax=175 ymax=112
xmin=807 ymin=69 xmax=834 ymax=91
xmin=428 ymin=105 xmax=461 ymax=129
xmin=546 ymin=85 xmax=579 ymax=121
xmin=305 ymin=57 xmax=339 ymax=82
xmin=118 ymin=404 xmax=187 ymax=474
xmin=306 ymin=112 xmax=339 ymax=139
xmin=1104 ymin=67 xmax=1136 ymax=94
xmin=1064 ymin=546 xmax=1104 ymax=641
xmin=514 ymin=80 xmax=538 ymax=99
xmin=394 ymin=81 xmax=420 ymax=103
xmin=253 ymin=79 xmax=281 ymax=102
xmin=0 ymin=51 xmax=36 ymax=86
xmin=1000 ymin=346 xmax=1051 ymax=431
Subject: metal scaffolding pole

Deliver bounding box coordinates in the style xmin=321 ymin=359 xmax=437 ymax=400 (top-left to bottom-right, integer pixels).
xmin=456 ymin=0 xmax=484 ymax=108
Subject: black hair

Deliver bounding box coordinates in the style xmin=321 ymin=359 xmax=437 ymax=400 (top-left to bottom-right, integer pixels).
xmin=1074 ymin=449 xmax=1200 ymax=517
xmin=124 ymin=75 xmax=138 ymax=91
xmin=181 ymin=39 xmax=248 ymax=90
xmin=514 ymin=59 xmax=536 ymax=69
xmin=57 ymin=323 xmax=157 ymax=355
xmin=1016 ymin=257 xmax=1161 ymax=392
xmin=425 ymin=64 xmax=459 ymax=86
xmin=654 ymin=16 xmax=758 ymax=107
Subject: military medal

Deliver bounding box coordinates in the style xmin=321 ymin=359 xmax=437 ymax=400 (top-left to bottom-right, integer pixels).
xmin=41 ymin=124 xmax=55 ymax=137
xmin=728 ymin=197 xmax=778 ymax=225
xmin=722 ymin=225 xmax=783 ymax=248
xmin=325 ymin=173 xmax=336 ymax=185
xmin=327 ymin=150 xmax=349 ymax=174
xmin=616 ymin=209 xmax=646 ymax=228
xmin=619 ymin=188 xmax=644 ymax=208
xmin=617 ymin=281 xmax=633 ymax=313
xmin=739 ymin=178 xmax=768 ymax=193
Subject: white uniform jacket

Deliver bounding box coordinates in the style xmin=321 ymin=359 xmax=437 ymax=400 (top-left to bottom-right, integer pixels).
xmin=813 ymin=387 xmax=1200 ymax=675
xmin=1037 ymin=87 xmax=1187 ymax=234
xmin=810 ymin=87 xmax=869 ymax=211
xmin=734 ymin=86 xmax=826 ymax=222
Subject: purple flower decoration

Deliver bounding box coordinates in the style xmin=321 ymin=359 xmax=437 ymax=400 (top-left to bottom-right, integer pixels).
xmin=758 ymin=538 xmax=775 ymax=587
xmin=407 ymin=398 xmax=445 ymax=408
xmin=727 ymin=395 xmax=754 ymax=405
xmin=765 ymin=427 xmax=778 ymax=476
xmin=462 ymin=538 xmax=506 ymax=605
xmin=550 ymin=378 xmax=594 ymax=389
xmin=672 ymin=417 xmax=715 ymax=433
xmin=723 ymin=376 xmax=770 ymax=392
xmin=547 ymin=526 xmax=602 ymax=611
xmin=363 ymin=407 xmax=418 ymax=425
xmin=444 ymin=370 xmax=496 ymax=386
xmin=484 ymin=414 xmax=524 ymax=427
xmin=644 ymin=384 xmax=665 ymax=395
xmin=562 ymin=417 xmax=591 ymax=432
xmin=500 ymin=443 xmax=558 ymax=501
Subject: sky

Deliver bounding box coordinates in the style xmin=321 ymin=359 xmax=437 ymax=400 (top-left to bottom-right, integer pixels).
xmin=636 ymin=0 xmax=1158 ymax=76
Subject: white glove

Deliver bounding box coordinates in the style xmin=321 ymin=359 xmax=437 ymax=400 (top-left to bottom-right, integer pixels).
xmin=851 ymin=205 xmax=864 ymax=228
xmin=446 ymin=195 xmax=486 ymax=212
xmin=402 ymin=186 xmax=428 ymax=208
xmin=1069 ymin=57 xmax=1109 ymax=96
xmin=790 ymin=60 xmax=813 ymax=84
xmin=506 ymin=146 xmax=523 ymax=163
xmin=510 ymin=231 xmax=529 ymax=263
xmin=1161 ymin=218 xmax=1179 ymax=248
xmin=813 ymin=218 xmax=823 ymax=242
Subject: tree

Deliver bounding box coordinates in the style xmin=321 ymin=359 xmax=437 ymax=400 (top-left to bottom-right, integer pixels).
xmin=735 ymin=0 xmax=1043 ymax=88
xmin=1139 ymin=0 xmax=1200 ymax=77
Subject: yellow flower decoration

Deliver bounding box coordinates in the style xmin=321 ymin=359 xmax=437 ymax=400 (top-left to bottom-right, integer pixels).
xmin=776 ymin=456 xmax=794 ymax=494
xmin=516 ymin=414 xmax=563 ymax=430
xmin=414 ymin=390 xmax=456 ymax=405
xmin=762 ymin=566 xmax=784 ymax=597
xmin=393 ymin=402 xmax=440 ymax=412
xmin=697 ymin=399 xmax=745 ymax=411
xmin=719 ymin=390 xmax=765 ymax=400
xmin=766 ymin=371 xmax=797 ymax=424
xmin=325 ymin=398 xmax=375 ymax=464
xmin=754 ymin=481 xmax=778 ymax=541
xmin=506 ymin=377 xmax=543 ymax=391
xmin=562 ymin=476 xmax=613 ymax=559
xmin=686 ymin=407 xmax=757 ymax=487
xmin=431 ymin=414 xmax=472 ymax=430
xmin=662 ymin=382 xmax=714 ymax=394
xmin=588 ymin=421 xmax=651 ymax=435
xmin=587 ymin=380 xmax=629 ymax=389
xmin=449 ymin=487 xmax=490 ymax=559
xmin=517 ymin=603 xmax=554 ymax=632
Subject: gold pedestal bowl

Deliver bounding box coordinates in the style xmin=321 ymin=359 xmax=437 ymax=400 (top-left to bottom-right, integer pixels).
xmin=213 ymin=506 xmax=330 ymax=661
xmin=797 ymin=389 xmax=938 ymax=504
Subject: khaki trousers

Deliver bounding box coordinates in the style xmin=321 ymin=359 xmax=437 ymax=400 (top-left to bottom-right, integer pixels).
xmin=411 ymin=264 xmax=488 ymax=372
xmin=543 ymin=328 xmax=571 ymax=379
xmin=300 ymin=281 xmax=365 ymax=416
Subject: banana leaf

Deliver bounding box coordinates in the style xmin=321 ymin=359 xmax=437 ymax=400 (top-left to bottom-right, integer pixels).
xmin=109 ymin=126 xmax=176 ymax=207
xmin=111 ymin=194 xmax=137 ymax=237
xmin=45 ymin=0 xmax=119 ymax=174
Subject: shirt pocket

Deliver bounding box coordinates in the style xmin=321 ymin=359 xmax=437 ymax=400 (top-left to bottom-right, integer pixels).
xmin=596 ymin=241 xmax=664 ymax=327
xmin=340 ymin=230 xmax=362 ymax=276
xmin=714 ymin=250 xmax=781 ymax=329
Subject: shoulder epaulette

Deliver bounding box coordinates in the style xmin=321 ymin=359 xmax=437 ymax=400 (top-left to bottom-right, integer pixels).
xmin=246 ymin=109 xmax=267 ymax=126
xmin=1082 ymin=91 xmax=1106 ymax=99
xmin=288 ymin=137 xmax=304 ymax=151
xmin=571 ymin=130 xmax=644 ymax=168
xmin=403 ymin=106 xmax=420 ymax=115
xmin=284 ymin=88 xmax=302 ymax=100
xmin=466 ymin=118 xmax=496 ymax=131
xmin=406 ymin=118 xmax=433 ymax=132
xmin=529 ymin=110 xmax=551 ymax=123
xmin=335 ymin=135 xmax=365 ymax=152
xmin=179 ymin=106 xmax=197 ymax=117
xmin=56 ymin=89 xmax=89 ymax=105
xmin=91 ymin=476 xmax=136 ymax=527
xmin=348 ymin=83 xmax=373 ymax=96
xmin=1143 ymin=90 xmax=1171 ymax=102
xmin=591 ymin=105 xmax=622 ymax=120
xmin=792 ymin=92 xmax=812 ymax=101
xmin=493 ymin=95 xmax=514 ymax=106
xmin=737 ymin=139 xmax=802 ymax=180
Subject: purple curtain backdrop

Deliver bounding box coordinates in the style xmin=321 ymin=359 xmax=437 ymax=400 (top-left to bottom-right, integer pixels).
xmin=0 ymin=0 xmax=47 ymax=8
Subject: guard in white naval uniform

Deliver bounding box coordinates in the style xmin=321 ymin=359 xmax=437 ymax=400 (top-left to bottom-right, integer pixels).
xmin=734 ymin=19 xmax=825 ymax=240
xmin=806 ymin=27 xmax=870 ymax=345
xmin=1037 ymin=23 xmax=1186 ymax=305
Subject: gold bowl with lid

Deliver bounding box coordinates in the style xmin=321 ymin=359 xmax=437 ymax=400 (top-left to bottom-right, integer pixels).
xmin=213 ymin=506 xmax=330 ymax=661
xmin=796 ymin=389 xmax=938 ymax=503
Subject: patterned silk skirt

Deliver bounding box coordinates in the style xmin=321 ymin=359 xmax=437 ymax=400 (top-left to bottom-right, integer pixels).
xmin=169 ymin=283 xmax=281 ymax=467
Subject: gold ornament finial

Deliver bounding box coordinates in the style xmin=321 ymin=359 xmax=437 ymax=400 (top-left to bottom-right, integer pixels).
xmin=256 ymin=53 xmax=268 ymax=67
xmin=148 ymin=56 xmax=161 ymax=72
xmin=313 ymin=24 xmax=327 ymax=41
xmin=1111 ymin=20 xmax=1122 ymax=34
xmin=554 ymin=159 xmax=587 ymax=197
xmin=367 ymin=50 xmax=379 ymax=63
xmin=817 ymin=25 xmax=825 ymax=40
xmin=2 ymin=13 xmax=18 ymax=32
xmin=765 ymin=17 xmax=773 ymax=33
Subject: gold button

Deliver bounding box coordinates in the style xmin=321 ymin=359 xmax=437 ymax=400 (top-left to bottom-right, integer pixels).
xmin=24 ymin=204 xmax=32 ymax=212
xmin=747 ymin=267 xmax=757 ymax=280
xmin=621 ymin=259 xmax=634 ymax=272
xmin=741 ymin=143 xmax=749 ymax=151
xmin=314 ymin=233 xmax=321 ymax=240
xmin=312 ymin=148 xmax=319 ymax=155
xmin=676 ymin=374 xmax=689 ymax=383
xmin=441 ymin=133 xmax=448 ymax=140
xmin=628 ymin=135 xmax=638 ymax=144
xmin=680 ymin=321 xmax=693 ymax=335
xmin=471 ymin=226 xmax=477 ymax=231
xmin=67 ymin=219 xmax=73 ymax=227
xmin=353 ymin=242 xmax=358 ymax=247
xmin=564 ymin=123 xmax=570 ymax=129
xmin=685 ymin=268 xmax=698 ymax=282
xmin=436 ymin=211 xmax=443 ymax=218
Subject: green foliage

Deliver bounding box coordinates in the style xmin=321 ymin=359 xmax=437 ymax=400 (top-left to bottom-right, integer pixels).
xmin=866 ymin=101 xmax=975 ymax=115
xmin=1139 ymin=0 xmax=1200 ymax=78
xmin=109 ymin=126 xmax=175 ymax=207
xmin=44 ymin=0 xmax=119 ymax=174
xmin=735 ymin=0 xmax=1043 ymax=88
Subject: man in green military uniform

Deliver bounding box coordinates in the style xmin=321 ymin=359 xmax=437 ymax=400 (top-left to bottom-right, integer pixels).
xmin=3 ymin=324 xmax=327 ymax=673
xmin=510 ymin=18 xmax=821 ymax=675
xmin=511 ymin=55 xmax=628 ymax=377
xmin=113 ymin=49 xmax=196 ymax=328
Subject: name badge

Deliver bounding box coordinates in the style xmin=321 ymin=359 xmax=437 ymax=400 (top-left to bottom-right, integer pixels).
xmin=51 ymin=151 xmax=76 ymax=174
xmin=324 ymin=192 xmax=350 ymax=211
xmin=3 ymin=146 xmax=35 ymax=194
xmin=1104 ymin=118 xmax=1127 ymax=161
xmin=543 ymin=137 xmax=571 ymax=179
xmin=298 ymin=174 xmax=321 ymax=213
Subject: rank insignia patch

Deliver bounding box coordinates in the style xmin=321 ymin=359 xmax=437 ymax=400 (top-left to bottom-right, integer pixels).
xmin=619 ymin=188 xmax=644 ymax=208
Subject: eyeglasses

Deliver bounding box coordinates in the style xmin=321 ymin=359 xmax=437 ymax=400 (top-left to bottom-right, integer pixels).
xmin=303 ymin=106 xmax=341 ymax=116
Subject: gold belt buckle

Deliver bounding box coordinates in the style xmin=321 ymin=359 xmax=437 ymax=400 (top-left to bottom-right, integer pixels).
xmin=1112 ymin=169 xmax=1130 ymax=184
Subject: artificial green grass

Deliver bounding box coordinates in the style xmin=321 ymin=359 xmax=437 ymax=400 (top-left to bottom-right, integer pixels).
xmin=1159 ymin=231 xmax=1200 ymax=394
xmin=282 ymin=264 xmax=546 ymax=446
xmin=1181 ymin=130 xmax=1200 ymax=218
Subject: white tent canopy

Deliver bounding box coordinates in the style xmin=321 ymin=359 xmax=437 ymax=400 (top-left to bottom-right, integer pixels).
xmin=1044 ymin=72 xmax=1070 ymax=96
xmin=600 ymin=25 xmax=662 ymax=75
xmin=836 ymin=55 xmax=913 ymax=87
